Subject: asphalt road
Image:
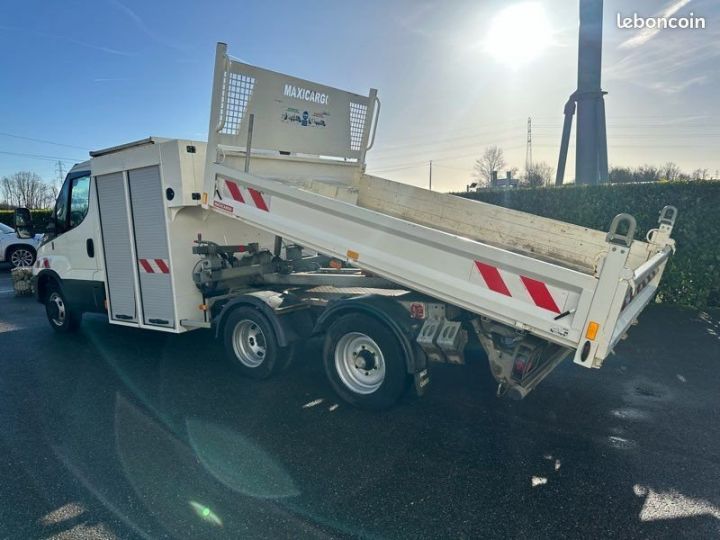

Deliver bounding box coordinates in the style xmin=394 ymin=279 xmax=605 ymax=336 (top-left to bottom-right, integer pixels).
xmin=1 ymin=265 xmax=719 ymax=539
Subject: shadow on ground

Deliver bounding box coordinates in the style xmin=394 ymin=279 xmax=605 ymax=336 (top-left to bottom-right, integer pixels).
xmin=1 ymin=266 xmax=719 ymax=538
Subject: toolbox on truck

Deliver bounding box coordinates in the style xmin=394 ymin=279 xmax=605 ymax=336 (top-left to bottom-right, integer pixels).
xmin=91 ymin=138 xmax=274 ymax=332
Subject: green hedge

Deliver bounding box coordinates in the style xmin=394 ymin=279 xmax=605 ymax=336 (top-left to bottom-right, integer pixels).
xmin=0 ymin=209 xmax=53 ymax=232
xmin=3 ymin=183 xmax=717 ymax=308
xmin=454 ymin=181 xmax=720 ymax=309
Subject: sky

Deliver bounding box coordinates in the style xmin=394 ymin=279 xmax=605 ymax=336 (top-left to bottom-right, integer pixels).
xmin=0 ymin=0 xmax=718 ymax=191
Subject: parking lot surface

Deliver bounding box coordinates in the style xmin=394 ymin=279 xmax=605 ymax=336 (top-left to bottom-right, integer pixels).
xmin=1 ymin=266 xmax=719 ymax=539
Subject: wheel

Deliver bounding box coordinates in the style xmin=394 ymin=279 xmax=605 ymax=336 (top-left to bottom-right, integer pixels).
xmin=323 ymin=313 xmax=408 ymax=410
xmin=223 ymin=307 xmax=294 ymax=379
xmin=45 ymin=286 xmax=81 ymax=333
xmin=8 ymin=246 xmax=35 ymax=268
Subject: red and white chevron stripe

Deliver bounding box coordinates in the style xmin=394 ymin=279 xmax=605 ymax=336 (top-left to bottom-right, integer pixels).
xmin=138 ymin=258 xmax=170 ymax=274
xmin=472 ymin=261 xmax=568 ymax=314
xmin=222 ymin=177 xmax=270 ymax=212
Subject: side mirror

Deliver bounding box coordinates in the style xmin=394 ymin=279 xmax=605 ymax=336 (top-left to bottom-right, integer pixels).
xmin=45 ymin=221 xmax=56 ymax=234
xmin=14 ymin=208 xmax=34 ymax=239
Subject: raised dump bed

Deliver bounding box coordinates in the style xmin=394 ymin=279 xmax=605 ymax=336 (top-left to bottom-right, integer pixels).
xmin=201 ymin=42 xmax=676 ymax=385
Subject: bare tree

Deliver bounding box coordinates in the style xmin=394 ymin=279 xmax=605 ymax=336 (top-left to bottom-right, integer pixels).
xmin=609 ymin=166 xmax=633 ymax=184
xmin=525 ymin=162 xmax=554 ymax=187
xmin=661 ymin=162 xmax=682 ymax=182
xmin=636 ymin=164 xmax=660 ymax=183
xmin=1 ymin=171 xmax=55 ymax=209
xmin=610 ymin=163 xmax=712 ymax=184
xmin=472 ymin=146 xmax=506 ymax=187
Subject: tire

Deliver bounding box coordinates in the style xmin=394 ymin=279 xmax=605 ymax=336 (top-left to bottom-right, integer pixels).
xmin=8 ymin=246 xmax=36 ymax=268
xmin=323 ymin=313 xmax=408 ymax=410
xmin=45 ymin=285 xmax=81 ymax=333
xmin=223 ymin=307 xmax=294 ymax=379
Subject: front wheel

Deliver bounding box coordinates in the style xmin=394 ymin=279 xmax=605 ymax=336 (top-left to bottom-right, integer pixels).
xmin=45 ymin=287 xmax=81 ymax=333
xmin=223 ymin=307 xmax=294 ymax=379
xmin=323 ymin=313 xmax=408 ymax=410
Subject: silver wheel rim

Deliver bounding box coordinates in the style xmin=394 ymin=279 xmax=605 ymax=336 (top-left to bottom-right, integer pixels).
xmin=49 ymin=292 xmax=66 ymax=326
xmin=11 ymin=248 xmax=33 ymax=267
xmin=232 ymin=319 xmax=267 ymax=368
xmin=334 ymin=332 xmax=386 ymax=394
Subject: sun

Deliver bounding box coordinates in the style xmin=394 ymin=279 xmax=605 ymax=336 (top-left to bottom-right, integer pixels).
xmin=484 ymin=2 xmax=554 ymax=66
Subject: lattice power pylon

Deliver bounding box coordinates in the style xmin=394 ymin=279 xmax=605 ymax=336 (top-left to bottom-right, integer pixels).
xmin=525 ymin=117 xmax=533 ymax=177
xmin=55 ymin=160 xmax=66 ymax=184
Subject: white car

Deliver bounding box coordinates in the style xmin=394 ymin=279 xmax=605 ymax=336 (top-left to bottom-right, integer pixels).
xmin=0 ymin=222 xmax=43 ymax=268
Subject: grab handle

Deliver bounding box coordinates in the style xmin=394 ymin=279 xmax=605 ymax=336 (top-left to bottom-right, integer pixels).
xmin=606 ymin=213 xmax=637 ymax=247
xmin=658 ymin=205 xmax=678 ymax=227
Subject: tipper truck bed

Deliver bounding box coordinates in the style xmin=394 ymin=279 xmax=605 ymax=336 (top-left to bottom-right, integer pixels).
xmin=22 ymin=43 xmax=677 ymax=409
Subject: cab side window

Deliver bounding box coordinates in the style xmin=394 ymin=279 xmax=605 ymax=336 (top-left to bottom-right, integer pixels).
xmin=69 ymin=176 xmax=90 ymax=228
xmin=54 ymin=173 xmax=90 ymax=234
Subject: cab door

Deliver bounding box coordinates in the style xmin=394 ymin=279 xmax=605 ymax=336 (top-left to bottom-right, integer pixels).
xmin=45 ymin=170 xmax=102 ymax=308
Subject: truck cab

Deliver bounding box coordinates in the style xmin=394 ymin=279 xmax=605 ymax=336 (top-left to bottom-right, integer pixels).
xmin=28 ymin=138 xmax=270 ymax=334
xmin=30 ymin=161 xmax=105 ymax=330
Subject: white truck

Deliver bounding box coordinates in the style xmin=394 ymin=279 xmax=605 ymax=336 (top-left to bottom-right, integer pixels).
xmin=14 ymin=43 xmax=678 ymax=409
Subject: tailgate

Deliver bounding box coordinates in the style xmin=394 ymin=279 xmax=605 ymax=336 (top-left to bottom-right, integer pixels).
xmin=573 ymin=207 xmax=677 ymax=369
xmin=609 ymin=245 xmax=673 ymax=351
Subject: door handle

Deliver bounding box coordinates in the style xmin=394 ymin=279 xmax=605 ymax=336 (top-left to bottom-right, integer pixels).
xmin=86 ymin=238 xmax=95 ymax=258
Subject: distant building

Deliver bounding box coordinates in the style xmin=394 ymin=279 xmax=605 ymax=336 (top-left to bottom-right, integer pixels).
xmin=492 ymin=170 xmax=519 ymax=188
xmin=467 ymin=170 xmax=519 ymax=191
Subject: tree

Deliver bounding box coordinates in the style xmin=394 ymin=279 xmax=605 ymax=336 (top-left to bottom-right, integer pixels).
xmin=661 ymin=162 xmax=682 ymax=182
xmin=609 ymin=166 xmax=633 ymax=184
xmin=636 ymin=164 xmax=660 ymax=183
xmin=1 ymin=171 xmax=55 ymax=209
xmin=525 ymin=162 xmax=554 ymax=187
xmin=472 ymin=146 xmax=506 ymax=187
xmin=607 ymin=164 xmax=709 ymax=184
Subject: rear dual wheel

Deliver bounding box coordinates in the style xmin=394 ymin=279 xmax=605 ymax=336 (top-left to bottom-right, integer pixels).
xmin=223 ymin=307 xmax=410 ymax=410
xmin=323 ymin=313 xmax=408 ymax=410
